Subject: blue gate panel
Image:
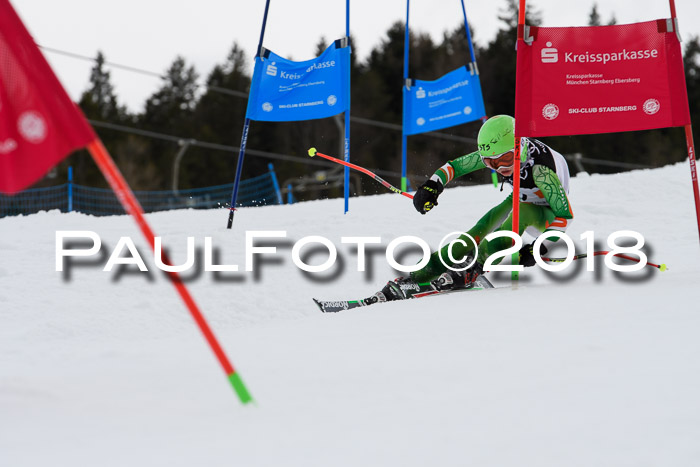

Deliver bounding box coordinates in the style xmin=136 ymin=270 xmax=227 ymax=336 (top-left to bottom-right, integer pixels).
xmin=246 ymin=41 xmax=351 ymax=122
xmin=403 ymin=66 xmax=486 ymax=135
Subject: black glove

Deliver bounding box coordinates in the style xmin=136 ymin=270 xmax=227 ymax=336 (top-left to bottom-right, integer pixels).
xmin=519 ymin=242 xmax=548 ymax=267
xmin=413 ymin=179 xmax=444 ymax=214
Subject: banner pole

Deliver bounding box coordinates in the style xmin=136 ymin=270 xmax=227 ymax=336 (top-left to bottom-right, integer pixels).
xmin=684 ymin=124 xmax=700 ymax=243
xmin=670 ymin=0 xmax=699 ymax=243
xmin=256 ymin=0 xmax=271 ymax=57
xmin=67 ymin=166 xmax=73 ymax=212
xmin=511 ymin=0 xmax=527 ymax=280
xmin=227 ymin=0 xmax=270 ymax=228
xmin=344 ymin=0 xmax=351 ymax=213
xmin=668 ymin=0 xmax=678 ymax=18
xmin=518 ymin=0 xmax=526 ymax=25
xmin=227 ymin=118 xmax=251 ymax=228
xmin=87 ymin=138 xmax=253 ymax=404
xmin=344 ymin=111 xmax=350 ymax=212
xmin=401 ymin=0 xmax=411 ymax=192
xmin=460 ymin=0 xmax=477 ymax=65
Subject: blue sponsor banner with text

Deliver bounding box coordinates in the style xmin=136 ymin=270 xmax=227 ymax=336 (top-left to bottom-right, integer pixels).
xmin=403 ymin=66 xmax=486 ymax=135
xmin=246 ymin=41 xmax=350 ymax=122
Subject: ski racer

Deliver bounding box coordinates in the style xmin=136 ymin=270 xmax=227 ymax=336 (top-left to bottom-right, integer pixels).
xmin=377 ymin=114 xmax=574 ymax=302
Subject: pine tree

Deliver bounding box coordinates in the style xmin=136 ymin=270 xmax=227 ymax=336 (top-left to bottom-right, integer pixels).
xmin=139 ymin=56 xmax=200 ymax=189
xmin=588 ymin=3 xmax=602 ymax=26
xmin=79 ymin=51 xmax=125 ymax=121
xmin=683 ymin=36 xmax=700 ymax=163
xmin=195 ymin=43 xmax=250 ymax=144
xmin=65 ymin=51 xmax=130 ymax=188
xmin=186 ymin=43 xmax=252 ymax=189
xmin=142 ymin=56 xmax=199 ymax=131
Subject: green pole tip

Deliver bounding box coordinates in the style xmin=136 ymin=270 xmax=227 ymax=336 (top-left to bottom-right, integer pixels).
xmin=659 ymin=263 xmax=667 ymax=272
xmin=228 ymin=372 xmax=254 ymax=404
xmin=308 ymin=147 xmax=317 ymax=157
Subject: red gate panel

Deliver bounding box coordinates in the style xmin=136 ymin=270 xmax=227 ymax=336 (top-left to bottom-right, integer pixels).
xmin=515 ymin=20 xmax=690 ymax=137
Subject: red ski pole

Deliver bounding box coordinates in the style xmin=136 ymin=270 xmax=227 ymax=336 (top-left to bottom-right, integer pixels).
xmin=543 ymin=250 xmax=667 ymax=271
xmin=308 ymin=148 xmax=414 ymax=200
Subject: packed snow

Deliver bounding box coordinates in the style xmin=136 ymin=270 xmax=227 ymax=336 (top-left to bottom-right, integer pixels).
xmin=2 ymin=161 xmax=699 ymax=466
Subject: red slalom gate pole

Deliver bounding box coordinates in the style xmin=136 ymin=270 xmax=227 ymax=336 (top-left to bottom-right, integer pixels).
xmin=669 ymin=0 xmax=700 ymax=244
xmin=669 ymin=0 xmax=677 ymax=18
xmin=511 ymin=0 xmax=528 ymax=281
xmin=87 ymin=139 xmax=253 ymax=404
xmin=308 ymin=147 xmax=414 ymax=200
xmin=683 ymin=125 xmax=700 ymax=243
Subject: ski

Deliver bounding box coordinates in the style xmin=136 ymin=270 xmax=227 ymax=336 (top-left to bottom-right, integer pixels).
xmin=314 ymin=276 xmax=495 ymax=313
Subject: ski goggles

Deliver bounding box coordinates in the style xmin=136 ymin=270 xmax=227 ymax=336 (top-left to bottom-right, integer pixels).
xmin=481 ymin=150 xmax=514 ymax=171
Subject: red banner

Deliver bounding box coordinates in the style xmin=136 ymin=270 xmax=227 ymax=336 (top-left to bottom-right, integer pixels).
xmin=515 ymin=20 xmax=691 ymax=137
xmin=0 ymin=0 xmax=95 ymax=193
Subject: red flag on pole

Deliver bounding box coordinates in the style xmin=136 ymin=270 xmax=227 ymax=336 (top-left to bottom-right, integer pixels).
xmin=515 ymin=20 xmax=691 ymax=137
xmin=514 ymin=3 xmax=700 ymax=246
xmin=0 ymin=1 xmax=95 ymax=193
xmin=0 ymin=0 xmax=253 ymax=403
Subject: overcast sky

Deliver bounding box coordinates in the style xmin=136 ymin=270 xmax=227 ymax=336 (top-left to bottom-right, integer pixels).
xmin=10 ymin=0 xmax=700 ymax=113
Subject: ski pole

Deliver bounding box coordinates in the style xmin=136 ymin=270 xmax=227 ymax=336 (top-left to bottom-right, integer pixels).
xmin=542 ymin=250 xmax=667 ymax=271
xmin=308 ymin=148 xmax=414 ymax=200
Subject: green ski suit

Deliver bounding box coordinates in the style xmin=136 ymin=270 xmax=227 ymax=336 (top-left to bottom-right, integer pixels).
xmin=411 ymin=138 xmax=574 ymax=283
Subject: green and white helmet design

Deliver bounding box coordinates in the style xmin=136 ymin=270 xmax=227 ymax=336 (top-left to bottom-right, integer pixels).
xmin=477 ymin=115 xmax=518 ymax=159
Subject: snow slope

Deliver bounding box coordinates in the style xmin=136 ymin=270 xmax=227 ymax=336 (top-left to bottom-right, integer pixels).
xmin=2 ymin=162 xmax=700 ymax=467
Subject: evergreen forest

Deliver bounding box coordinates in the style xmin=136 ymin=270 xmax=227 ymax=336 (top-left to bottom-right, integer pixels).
xmin=42 ymin=1 xmax=700 ymax=203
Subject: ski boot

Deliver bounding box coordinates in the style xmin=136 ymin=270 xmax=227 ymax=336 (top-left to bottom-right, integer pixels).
xmin=361 ymin=276 xmax=420 ymax=305
xmin=431 ymin=257 xmax=484 ymax=291
xmin=362 ymin=291 xmax=388 ymax=306
xmin=378 ymin=276 xmax=424 ymax=301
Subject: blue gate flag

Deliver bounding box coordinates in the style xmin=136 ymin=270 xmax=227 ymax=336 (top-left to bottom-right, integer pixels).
xmin=246 ymin=40 xmax=350 ymax=122
xmin=403 ymin=66 xmax=486 ymax=135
